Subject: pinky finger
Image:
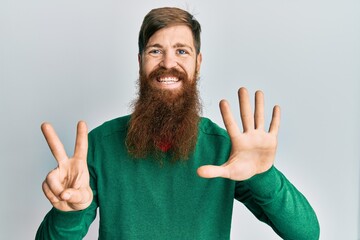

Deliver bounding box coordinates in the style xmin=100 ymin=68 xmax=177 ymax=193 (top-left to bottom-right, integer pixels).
xmin=42 ymin=181 xmax=61 ymax=205
xmin=269 ymin=105 xmax=281 ymax=134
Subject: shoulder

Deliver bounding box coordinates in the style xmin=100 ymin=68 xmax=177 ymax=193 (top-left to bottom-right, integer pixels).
xmin=195 ymin=117 xmax=231 ymax=164
xmin=89 ymin=115 xmax=131 ymax=139
xmin=199 ymin=117 xmax=229 ymax=140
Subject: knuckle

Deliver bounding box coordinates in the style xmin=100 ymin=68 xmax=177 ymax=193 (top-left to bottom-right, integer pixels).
xmin=47 ymin=195 xmax=60 ymax=204
xmin=45 ymin=170 xmax=56 ymax=183
xmin=42 ymin=181 xmax=48 ymax=193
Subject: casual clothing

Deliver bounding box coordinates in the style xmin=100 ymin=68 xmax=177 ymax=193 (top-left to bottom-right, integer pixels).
xmin=36 ymin=115 xmax=319 ymax=239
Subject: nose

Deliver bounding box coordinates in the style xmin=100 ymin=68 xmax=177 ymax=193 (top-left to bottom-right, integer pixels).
xmin=159 ymin=52 xmax=178 ymax=69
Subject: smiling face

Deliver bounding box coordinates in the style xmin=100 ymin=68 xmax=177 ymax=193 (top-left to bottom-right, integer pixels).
xmin=138 ymin=25 xmax=202 ymax=92
xmin=127 ymin=11 xmax=203 ymax=161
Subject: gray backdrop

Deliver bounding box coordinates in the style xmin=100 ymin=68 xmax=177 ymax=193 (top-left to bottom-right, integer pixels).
xmin=1 ymin=0 xmax=359 ymax=239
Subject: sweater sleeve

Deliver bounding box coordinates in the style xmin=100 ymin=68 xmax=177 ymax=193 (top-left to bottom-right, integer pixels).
xmin=35 ymin=202 xmax=97 ymax=240
xmin=35 ymin=132 xmax=99 ymax=240
xmin=35 ymin=175 xmax=98 ymax=240
xmin=235 ymin=166 xmax=320 ymax=240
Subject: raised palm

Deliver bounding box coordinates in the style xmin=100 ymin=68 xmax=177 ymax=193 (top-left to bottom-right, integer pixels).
xmin=198 ymin=87 xmax=280 ymax=181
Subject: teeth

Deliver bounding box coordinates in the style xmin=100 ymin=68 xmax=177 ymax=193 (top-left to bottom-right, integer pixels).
xmin=158 ymin=77 xmax=179 ymax=82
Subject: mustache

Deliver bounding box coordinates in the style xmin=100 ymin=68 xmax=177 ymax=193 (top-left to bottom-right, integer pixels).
xmin=148 ymin=67 xmax=188 ymax=81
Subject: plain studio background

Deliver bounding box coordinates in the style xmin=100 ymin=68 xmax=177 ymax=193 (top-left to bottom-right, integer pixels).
xmin=1 ymin=0 xmax=359 ymax=239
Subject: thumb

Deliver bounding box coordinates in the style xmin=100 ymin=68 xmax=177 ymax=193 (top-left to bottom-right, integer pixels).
xmin=197 ymin=165 xmax=229 ymax=179
xmin=60 ymin=187 xmax=93 ymax=205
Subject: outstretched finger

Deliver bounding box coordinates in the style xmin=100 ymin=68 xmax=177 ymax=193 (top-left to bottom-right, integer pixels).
xmin=254 ymin=90 xmax=265 ymax=130
xmin=73 ymin=121 xmax=88 ymax=160
xmin=238 ymin=87 xmax=254 ymax=132
xmin=41 ymin=123 xmax=68 ymax=163
xmin=219 ymin=100 xmax=241 ymax=138
xmin=269 ymin=105 xmax=281 ymax=134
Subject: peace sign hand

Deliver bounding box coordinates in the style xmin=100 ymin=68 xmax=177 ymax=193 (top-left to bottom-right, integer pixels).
xmin=41 ymin=121 xmax=93 ymax=212
xmin=197 ymin=87 xmax=280 ymax=181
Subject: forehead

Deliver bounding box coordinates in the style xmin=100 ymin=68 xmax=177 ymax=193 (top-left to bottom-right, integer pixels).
xmin=146 ymin=25 xmax=195 ymax=48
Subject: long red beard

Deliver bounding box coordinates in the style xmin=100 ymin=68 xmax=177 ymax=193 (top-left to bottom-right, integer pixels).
xmin=126 ymin=67 xmax=202 ymax=161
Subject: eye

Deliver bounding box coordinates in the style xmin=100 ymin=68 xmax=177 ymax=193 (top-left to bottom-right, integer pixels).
xmin=148 ymin=49 xmax=162 ymax=55
xmin=177 ymin=49 xmax=188 ymax=55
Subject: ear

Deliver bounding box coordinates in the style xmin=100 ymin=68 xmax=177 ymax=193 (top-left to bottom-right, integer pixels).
xmin=196 ymin=52 xmax=202 ymax=73
xmin=138 ymin=53 xmax=142 ymax=68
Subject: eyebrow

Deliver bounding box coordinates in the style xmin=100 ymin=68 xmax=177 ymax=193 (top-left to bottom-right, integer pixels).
xmin=145 ymin=43 xmax=194 ymax=52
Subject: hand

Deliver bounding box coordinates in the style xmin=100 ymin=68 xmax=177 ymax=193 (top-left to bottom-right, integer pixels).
xmin=41 ymin=121 xmax=93 ymax=211
xmin=197 ymin=87 xmax=280 ymax=181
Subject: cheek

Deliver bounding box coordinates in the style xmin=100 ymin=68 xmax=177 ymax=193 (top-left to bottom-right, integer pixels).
xmin=184 ymin=63 xmax=197 ymax=78
xmin=143 ymin=57 xmax=164 ymax=75
xmin=141 ymin=63 xmax=156 ymax=77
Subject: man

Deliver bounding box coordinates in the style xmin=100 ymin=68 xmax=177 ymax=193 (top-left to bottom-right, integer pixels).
xmin=36 ymin=7 xmax=320 ymax=239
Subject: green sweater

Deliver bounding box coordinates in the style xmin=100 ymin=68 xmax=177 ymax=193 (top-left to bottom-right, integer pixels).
xmin=36 ymin=115 xmax=319 ymax=239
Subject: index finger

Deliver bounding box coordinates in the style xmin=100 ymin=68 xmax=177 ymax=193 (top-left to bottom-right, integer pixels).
xmin=73 ymin=121 xmax=88 ymax=160
xmin=219 ymin=100 xmax=242 ymax=138
xmin=41 ymin=122 xmax=68 ymax=163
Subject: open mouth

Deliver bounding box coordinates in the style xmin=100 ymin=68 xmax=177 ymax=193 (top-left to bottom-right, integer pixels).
xmin=148 ymin=68 xmax=186 ymax=89
xmin=157 ymin=76 xmax=180 ymax=84
xmin=154 ymin=76 xmax=182 ymax=89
